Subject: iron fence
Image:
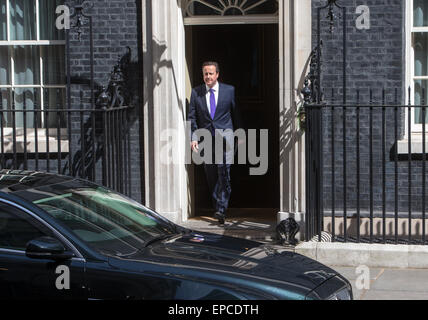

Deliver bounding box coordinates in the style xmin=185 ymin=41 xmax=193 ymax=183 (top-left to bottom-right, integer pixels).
xmin=0 ymin=85 xmax=132 ymax=197
xmin=304 ymin=88 xmax=428 ymax=245
xmin=0 ymin=0 xmax=134 ymax=197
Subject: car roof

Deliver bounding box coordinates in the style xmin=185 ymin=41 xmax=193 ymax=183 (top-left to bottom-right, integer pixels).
xmin=0 ymin=170 xmax=76 ymax=193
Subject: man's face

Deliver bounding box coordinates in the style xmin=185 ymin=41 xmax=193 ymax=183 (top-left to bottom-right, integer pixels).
xmin=203 ymin=65 xmax=219 ymax=88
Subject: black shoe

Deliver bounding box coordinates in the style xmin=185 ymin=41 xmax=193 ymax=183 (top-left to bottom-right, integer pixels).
xmin=214 ymin=211 xmax=225 ymax=225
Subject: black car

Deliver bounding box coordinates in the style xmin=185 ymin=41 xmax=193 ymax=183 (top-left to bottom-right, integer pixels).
xmin=0 ymin=170 xmax=352 ymax=300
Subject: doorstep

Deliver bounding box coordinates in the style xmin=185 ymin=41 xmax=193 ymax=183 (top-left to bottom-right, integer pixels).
xmin=295 ymin=242 xmax=428 ymax=269
xmin=178 ymin=217 xmax=428 ymax=269
xmin=178 ymin=215 xmax=277 ymax=243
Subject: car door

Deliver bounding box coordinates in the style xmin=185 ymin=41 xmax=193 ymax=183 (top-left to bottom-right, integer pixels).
xmin=0 ymin=202 xmax=86 ymax=299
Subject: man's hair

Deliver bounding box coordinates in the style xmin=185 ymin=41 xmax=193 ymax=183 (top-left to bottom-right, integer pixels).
xmin=202 ymin=61 xmax=220 ymax=73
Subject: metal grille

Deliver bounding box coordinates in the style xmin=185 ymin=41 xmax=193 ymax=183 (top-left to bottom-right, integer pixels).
xmin=304 ymin=88 xmax=428 ymax=245
xmin=302 ymin=0 xmax=428 ymax=245
xmin=0 ymin=1 xmax=133 ymax=197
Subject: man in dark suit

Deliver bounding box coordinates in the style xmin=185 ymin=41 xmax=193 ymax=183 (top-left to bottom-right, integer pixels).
xmin=188 ymin=61 xmax=242 ymax=225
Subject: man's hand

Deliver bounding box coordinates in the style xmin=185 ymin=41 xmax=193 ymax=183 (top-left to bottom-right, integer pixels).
xmin=191 ymin=141 xmax=199 ymax=153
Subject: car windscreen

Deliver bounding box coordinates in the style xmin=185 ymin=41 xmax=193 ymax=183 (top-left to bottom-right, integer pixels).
xmin=15 ymin=180 xmax=177 ymax=257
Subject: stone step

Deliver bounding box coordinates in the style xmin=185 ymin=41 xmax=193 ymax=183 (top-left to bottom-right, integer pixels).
xmin=177 ymin=216 xmax=278 ymax=243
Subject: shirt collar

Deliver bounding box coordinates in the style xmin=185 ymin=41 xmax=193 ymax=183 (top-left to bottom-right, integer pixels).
xmin=206 ymin=82 xmax=219 ymax=93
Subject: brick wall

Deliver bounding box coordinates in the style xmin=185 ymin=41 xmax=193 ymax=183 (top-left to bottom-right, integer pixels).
xmin=64 ymin=0 xmax=144 ymax=202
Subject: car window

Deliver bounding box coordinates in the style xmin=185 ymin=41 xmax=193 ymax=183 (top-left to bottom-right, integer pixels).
xmin=0 ymin=203 xmax=51 ymax=251
xmin=25 ymin=185 xmax=177 ymax=257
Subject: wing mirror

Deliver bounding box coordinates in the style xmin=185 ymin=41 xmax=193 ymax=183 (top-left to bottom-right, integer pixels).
xmin=26 ymin=236 xmax=74 ymax=261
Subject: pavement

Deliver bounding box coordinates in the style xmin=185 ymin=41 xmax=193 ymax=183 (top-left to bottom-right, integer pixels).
xmin=330 ymin=266 xmax=428 ymax=300
xmin=178 ymin=215 xmax=428 ymax=300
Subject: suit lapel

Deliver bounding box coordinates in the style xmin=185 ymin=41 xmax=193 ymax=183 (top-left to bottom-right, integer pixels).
xmin=214 ymin=82 xmax=224 ymax=120
xmin=199 ymin=83 xmax=223 ymax=120
xmin=198 ymin=85 xmax=210 ymax=119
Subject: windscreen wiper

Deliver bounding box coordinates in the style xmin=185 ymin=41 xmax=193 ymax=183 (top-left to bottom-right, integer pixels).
xmin=143 ymin=234 xmax=179 ymax=248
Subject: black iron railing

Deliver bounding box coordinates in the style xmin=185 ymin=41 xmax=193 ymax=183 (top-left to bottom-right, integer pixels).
xmin=0 ymin=1 xmax=135 ymax=197
xmin=304 ymin=88 xmax=428 ymax=245
xmin=0 ymin=89 xmax=132 ymax=197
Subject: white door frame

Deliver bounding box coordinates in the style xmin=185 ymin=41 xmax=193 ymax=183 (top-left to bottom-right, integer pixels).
xmin=142 ymin=0 xmax=311 ymax=231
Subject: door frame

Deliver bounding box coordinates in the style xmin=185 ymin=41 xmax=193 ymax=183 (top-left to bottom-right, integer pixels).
xmin=183 ymin=4 xmax=281 ymax=219
xmin=184 ymin=15 xmax=278 ymax=26
xmin=185 ymin=23 xmax=279 ymax=214
xmin=142 ymin=0 xmax=311 ymax=230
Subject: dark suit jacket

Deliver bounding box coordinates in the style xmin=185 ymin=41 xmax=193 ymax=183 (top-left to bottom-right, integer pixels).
xmin=188 ymin=82 xmax=242 ymax=142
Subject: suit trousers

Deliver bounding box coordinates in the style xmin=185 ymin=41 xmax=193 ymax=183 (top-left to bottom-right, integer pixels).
xmin=202 ymin=136 xmax=234 ymax=215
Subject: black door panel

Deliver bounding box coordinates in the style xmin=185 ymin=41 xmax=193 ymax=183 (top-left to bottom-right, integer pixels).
xmin=188 ymin=24 xmax=279 ymax=212
xmin=0 ymin=203 xmax=86 ymax=299
xmin=0 ymin=250 xmax=85 ymax=299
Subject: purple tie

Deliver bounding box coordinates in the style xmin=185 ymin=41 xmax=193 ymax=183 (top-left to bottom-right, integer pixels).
xmin=209 ymin=88 xmax=216 ymax=119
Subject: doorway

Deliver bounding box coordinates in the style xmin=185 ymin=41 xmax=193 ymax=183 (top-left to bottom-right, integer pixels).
xmin=186 ymin=24 xmax=279 ymax=217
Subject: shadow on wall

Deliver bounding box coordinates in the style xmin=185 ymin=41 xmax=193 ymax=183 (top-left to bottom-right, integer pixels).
xmin=280 ymin=47 xmax=313 ymax=162
xmin=324 ymin=216 xmax=428 ymax=241
xmin=277 ymin=50 xmax=312 ymax=213
xmin=65 ymin=48 xmax=141 ymax=180
xmin=148 ymin=38 xmax=186 ymax=122
xmin=143 ymin=0 xmax=189 ymax=211
xmin=142 ymin=0 xmax=185 ymax=118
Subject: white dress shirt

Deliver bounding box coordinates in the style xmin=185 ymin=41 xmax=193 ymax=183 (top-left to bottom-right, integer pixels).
xmin=205 ymin=81 xmax=219 ymax=115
